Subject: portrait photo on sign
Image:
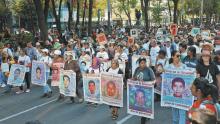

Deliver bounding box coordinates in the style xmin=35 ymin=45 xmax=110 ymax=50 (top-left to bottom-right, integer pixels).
xmin=161 ymin=70 xmax=195 ymax=110
xmin=7 ymin=64 xmax=26 ymax=86
xmin=127 ymin=79 xmax=154 ymax=119
xmin=83 ymin=75 xmax=101 ymax=103
xmin=101 ymin=73 xmax=123 ymax=107
xmin=59 ymin=70 xmax=76 ymax=97
xmin=31 ymin=61 xmax=46 ymax=86
xmin=51 ymin=63 xmax=64 ymax=86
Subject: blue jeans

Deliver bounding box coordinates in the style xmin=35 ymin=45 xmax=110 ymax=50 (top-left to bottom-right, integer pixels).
xmin=43 ymin=72 xmax=52 ymax=93
xmin=2 ymin=72 xmax=12 ymax=92
xmin=172 ymin=108 xmax=186 ymax=124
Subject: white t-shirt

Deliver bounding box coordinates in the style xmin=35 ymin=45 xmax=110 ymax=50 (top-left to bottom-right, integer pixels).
xmin=96 ymin=52 xmax=109 ymax=60
xmin=40 ymin=56 xmax=52 ymax=72
xmin=18 ymin=55 xmax=31 ymax=72
xmin=150 ymin=46 xmax=160 ymax=66
xmin=108 ymin=68 xmax=119 ymax=74
xmin=114 ymin=52 xmax=128 ymax=62
xmin=3 ymin=48 xmax=13 ymax=57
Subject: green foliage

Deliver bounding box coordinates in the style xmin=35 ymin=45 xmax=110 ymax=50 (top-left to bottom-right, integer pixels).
xmin=151 ymin=2 xmax=164 ymax=25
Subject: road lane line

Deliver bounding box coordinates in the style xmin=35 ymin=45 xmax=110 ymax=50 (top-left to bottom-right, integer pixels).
xmin=116 ymin=115 xmax=133 ymax=124
xmin=0 ymin=99 xmax=56 ymax=122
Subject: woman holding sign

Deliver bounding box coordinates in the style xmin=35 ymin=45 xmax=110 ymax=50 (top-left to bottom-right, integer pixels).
xmin=133 ymin=58 xmax=155 ymax=124
xmin=165 ymin=50 xmax=188 ymax=124
xmin=106 ymin=59 xmax=123 ymax=120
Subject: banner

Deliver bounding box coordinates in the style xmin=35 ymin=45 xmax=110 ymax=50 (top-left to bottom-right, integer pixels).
xmin=7 ymin=64 xmax=26 ymax=86
xmin=59 ymin=70 xmax=76 ymax=97
xmin=101 ymin=72 xmax=123 ymax=107
xmin=31 ymin=61 xmax=46 ymax=86
xmin=161 ymin=69 xmax=196 ymax=110
xmin=64 ymin=51 xmax=77 ymax=60
xmin=96 ymin=33 xmax=107 ymax=45
xmin=170 ymin=24 xmax=178 ymax=36
xmin=83 ymin=74 xmax=101 ymax=103
xmin=127 ymin=79 xmax=154 ymax=119
xmin=132 ymin=55 xmax=150 ymax=76
xmin=190 ymin=28 xmax=200 ymax=37
xmin=51 ymin=63 xmax=64 ymax=86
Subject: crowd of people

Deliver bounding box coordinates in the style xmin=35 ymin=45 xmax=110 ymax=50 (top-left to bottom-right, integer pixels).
xmin=0 ymin=25 xmax=220 ymax=124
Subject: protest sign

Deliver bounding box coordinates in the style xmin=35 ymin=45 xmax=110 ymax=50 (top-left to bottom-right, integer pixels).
xmin=7 ymin=64 xmax=26 ymax=86
xmin=170 ymin=24 xmax=178 ymax=36
xmin=64 ymin=51 xmax=77 ymax=60
xmin=127 ymin=36 xmax=134 ymax=46
xmin=31 ymin=61 xmax=46 ymax=86
xmin=130 ymin=29 xmax=138 ymax=38
xmin=132 ymin=55 xmax=150 ymax=76
xmin=127 ymin=79 xmax=154 ymax=119
xmin=161 ymin=69 xmax=196 ymax=110
xmin=83 ymin=74 xmax=101 ymax=103
xmin=101 ymin=72 xmax=123 ymax=107
xmin=190 ymin=28 xmax=201 ymax=37
xmin=201 ymin=30 xmax=211 ymax=40
xmin=51 ymin=63 xmax=64 ymax=86
xmin=59 ymin=70 xmax=76 ymax=97
xmin=96 ymin=33 xmax=107 ymax=45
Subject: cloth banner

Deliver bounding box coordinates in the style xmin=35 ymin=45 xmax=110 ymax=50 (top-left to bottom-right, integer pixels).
xmin=31 ymin=61 xmax=46 ymax=86
xmin=127 ymin=79 xmax=154 ymax=119
xmin=51 ymin=63 xmax=64 ymax=86
xmin=59 ymin=70 xmax=76 ymax=97
xmin=83 ymin=74 xmax=101 ymax=103
xmin=161 ymin=69 xmax=196 ymax=110
xmin=101 ymin=72 xmax=123 ymax=107
xmin=7 ymin=64 xmax=26 ymax=86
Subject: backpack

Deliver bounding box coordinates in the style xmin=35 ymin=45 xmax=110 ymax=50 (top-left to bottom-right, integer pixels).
xmin=201 ymin=100 xmax=220 ymax=122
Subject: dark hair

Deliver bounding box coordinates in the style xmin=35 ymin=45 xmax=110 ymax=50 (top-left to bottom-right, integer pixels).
xmin=138 ymin=58 xmax=146 ymax=64
xmin=179 ymin=43 xmax=187 ymax=50
xmin=25 ymin=120 xmax=42 ymax=124
xmin=188 ymin=46 xmax=196 ymax=57
xmin=88 ymin=80 xmax=95 ymax=85
xmin=63 ymin=75 xmax=70 ymax=81
xmin=191 ymin=109 xmax=217 ymax=124
xmin=193 ymin=77 xmax=218 ymax=103
xmin=135 ymin=89 xmax=145 ymax=98
xmin=36 ymin=67 xmax=41 ymax=72
xmin=81 ymin=61 xmax=86 ymax=65
xmin=169 ymin=50 xmax=178 ymax=64
xmin=159 ymin=49 xmax=166 ymax=56
xmin=171 ymin=77 xmax=185 ymax=89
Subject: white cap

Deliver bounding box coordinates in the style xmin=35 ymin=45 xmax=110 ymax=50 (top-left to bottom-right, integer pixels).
xmin=54 ymin=50 xmax=61 ymax=55
xmin=42 ymin=48 xmax=49 ymax=53
xmin=99 ymin=45 xmax=105 ymax=50
xmin=36 ymin=42 xmax=40 ymax=46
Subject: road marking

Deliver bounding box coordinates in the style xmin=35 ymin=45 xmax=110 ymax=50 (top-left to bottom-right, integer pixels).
xmin=116 ymin=115 xmax=133 ymax=124
xmin=0 ymin=99 xmax=56 ymax=122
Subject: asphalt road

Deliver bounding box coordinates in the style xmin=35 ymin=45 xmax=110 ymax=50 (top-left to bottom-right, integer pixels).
xmin=0 ymin=84 xmax=172 ymax=124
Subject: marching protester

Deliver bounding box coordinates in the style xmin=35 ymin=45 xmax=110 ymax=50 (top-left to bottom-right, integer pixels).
xmin=106 ymin=59 xmax=123 ymax=120
xmin=40 ymin=48 xmax=52 ymax=98
xmin=165 ymin=50 xmax=188 ymax=124
xmin=133 ymin=58 xmax=155 ymax=124
xmin=16 ymin=48 xmax=31 ymax=94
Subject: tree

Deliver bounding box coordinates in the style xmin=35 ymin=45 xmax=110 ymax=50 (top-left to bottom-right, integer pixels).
xmin=82 ymin=0 xmax=87 ymax=27
xmin=67 ymin=0 xmax=73 ymax=31
xmin=151 ymin=2 xmax=163 ymax=25
xmin=75 ymin=0 xmax=80 ymax=30
xmin=51 ymin=0 xmax=63 ymax=37
xmin=33 ymin=0 xmax=48 ymax=42
xmin=88 ymin=0 xmax=93 ymax=36
xmin=172 ymin=0 xmax=179 ymax=23
xmin=142 ymin=0 xmax=150 ymax=31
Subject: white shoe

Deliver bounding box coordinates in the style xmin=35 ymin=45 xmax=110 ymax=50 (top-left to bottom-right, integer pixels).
xmin=16 ymin=90 xmax=24 ymax=94
xmin=1 ymin=84 xmax=6 ymax=88
xmin=25 ymin=89 xmax=30 ymax=93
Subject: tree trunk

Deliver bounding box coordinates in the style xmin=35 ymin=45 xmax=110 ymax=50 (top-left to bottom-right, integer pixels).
xmin=27 ymin=0 xmax=35 ymax=34
xmin=51 ymin=0 xmax=62 ymax=37
xmin=88 ymin=0 xmax=93 ymax=36
xmin=67 ymin=0 xmax=73 ymax=31
xmin=33 ymin=0 xmax=48 ymax=43
xmin=82 ymin=0 xmax=87 ymax=27
xmin=173 ymin=0 xmax=179 ymax=24
xmin=168 ymin=0 xmax=172 ymax=23
xmin=75 ymin=0 xmax=80 ymax=29
xmin=144 ymin=0 xmax=149 ymax=32
xmin=44 ymin=0 xmax=50 ymax=23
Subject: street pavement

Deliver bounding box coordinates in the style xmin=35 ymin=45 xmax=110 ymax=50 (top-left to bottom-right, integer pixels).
xmin=0 ymin=84 xmax=172 ymax=124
